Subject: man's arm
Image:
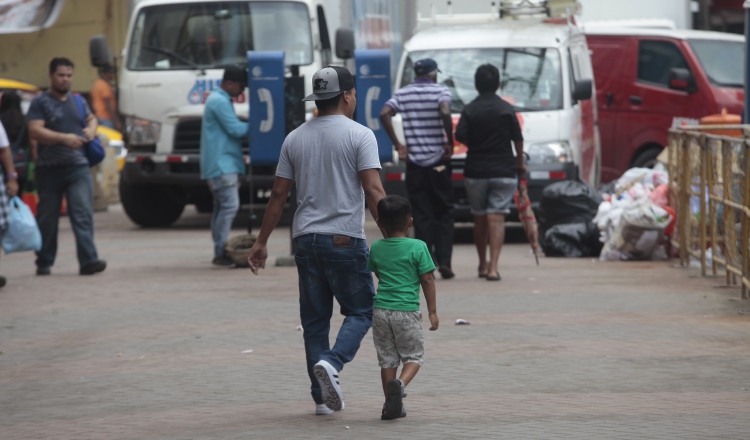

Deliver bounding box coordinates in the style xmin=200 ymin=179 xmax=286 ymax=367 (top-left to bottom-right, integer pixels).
xmin=454 ymin=109 xmax=469 ymax=145
xmin=358 ymin=168 xmax=386 ymax=225
xmin=247 ymin=176 xmax=294 ymax=274
xmin=28 ymin=120 xmax=85 ymax=149
xmin=82 ymin=113 xmax=98 ymax=141
xmin=379 ymin=104 xmax=407 ymax=160
xmin=215 ymin=99 xmax=248 ymax=139
xmin=438 ymin=101 xmax=454 ymax=160
xmin=104 ymin=97 xmax=122 ymax=132
xmin=515 ymin=140 xmax=526 ymax=176
xmin=0 ymin=147 xmax=18 ymax=197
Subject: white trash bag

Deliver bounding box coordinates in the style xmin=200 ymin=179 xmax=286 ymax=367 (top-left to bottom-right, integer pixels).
xmin=600 ymin=199 xmax=671 ymax=261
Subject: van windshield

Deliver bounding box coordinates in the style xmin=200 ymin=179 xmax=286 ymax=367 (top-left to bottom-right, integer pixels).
xmin=127 ymin=1 xmax=313 ymax=70
xmin=688 ymin=39 xmax=743 ymax=88
xmin=401 ymin=48 xmax=563 ymax=112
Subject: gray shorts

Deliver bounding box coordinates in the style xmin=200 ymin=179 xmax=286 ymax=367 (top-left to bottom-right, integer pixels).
xmin=464 ymin=177 xmax=517 ymax=215
xmin=372 ymin=308 xmax=424 ymax=369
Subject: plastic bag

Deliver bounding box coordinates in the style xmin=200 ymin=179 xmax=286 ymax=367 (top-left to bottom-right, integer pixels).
xmin=600 ymin=199 xmax=671 ymax=261
xmin=539 ymin=181 xmax=602 ymax=232
xmin=2 ymin=197 xmax=42 ymax=254
xmin=542 ymin=222 xmax=603 ymax=258
xmin=647 ymin=184 xmax=669 ymax=208
xmin=615 ymin=168 xmax=668 ymax=192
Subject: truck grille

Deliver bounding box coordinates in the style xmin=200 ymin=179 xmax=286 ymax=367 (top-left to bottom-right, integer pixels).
xmin=173 ymin=118 xmax=249 ymax=152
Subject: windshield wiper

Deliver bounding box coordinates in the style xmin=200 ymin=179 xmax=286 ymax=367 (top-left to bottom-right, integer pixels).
xmin=143 ymin=45 xmax=206 ymax=75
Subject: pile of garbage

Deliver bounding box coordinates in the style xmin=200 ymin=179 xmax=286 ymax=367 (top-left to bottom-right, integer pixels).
xmin=594 ymin=167 xmax=675 ymax=261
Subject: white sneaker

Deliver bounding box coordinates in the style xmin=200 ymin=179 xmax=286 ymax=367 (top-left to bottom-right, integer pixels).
xmin=313 ymin=359 xmax=345 ymax=411
xmin=315 ymin=403 xmax=334 ymax=415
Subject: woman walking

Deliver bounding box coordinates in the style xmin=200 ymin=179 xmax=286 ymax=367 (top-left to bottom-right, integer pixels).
xmin=455 ymin=64 xmax=525 ymax=280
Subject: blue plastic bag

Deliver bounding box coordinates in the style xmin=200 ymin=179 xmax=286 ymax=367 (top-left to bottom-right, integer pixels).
xmin=2 ymin=197 xmax=42 ymax=254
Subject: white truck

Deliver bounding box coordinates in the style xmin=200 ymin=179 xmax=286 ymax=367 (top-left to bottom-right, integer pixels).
xmin=88 ymin=0 xmax=351 ymax=226
xmin=383 ymin=0 xmax=601 ymax=221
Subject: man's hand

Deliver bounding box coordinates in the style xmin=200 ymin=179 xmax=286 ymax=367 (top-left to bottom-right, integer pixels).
xmin=62 ymin=133 xmax=86 ymax=149
xmin=441 ymin=143 xmax=453 ymax=161
xmin=247 ymin=242 xmax=268 ymax=275
xmin=428 ymin=312 xmax=439 ymax=331
xmin=6 ymin=178 xmax=18 ymax=198
xmin=396 ymin=144 xmax=408 ymax=162
xmin=82 ymin=127 xmax=97 ymax=142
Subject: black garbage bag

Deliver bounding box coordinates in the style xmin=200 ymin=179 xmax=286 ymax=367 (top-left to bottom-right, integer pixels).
xmin=542 ymin=222 xmax=604 ymax=258
xmin=539 ymin=180 xmax=602 ymax=232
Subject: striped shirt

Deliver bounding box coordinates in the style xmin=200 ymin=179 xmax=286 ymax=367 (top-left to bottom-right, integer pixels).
xmin=384 ymin=78 xmax=452 ymax=167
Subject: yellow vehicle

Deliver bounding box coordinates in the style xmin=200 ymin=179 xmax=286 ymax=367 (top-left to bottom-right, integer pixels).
xmin=0 ymin=78 xmax=127 ymax=170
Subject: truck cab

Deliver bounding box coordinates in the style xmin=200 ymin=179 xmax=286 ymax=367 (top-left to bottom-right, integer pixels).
xmin=585 ymin=27 xmax=745 ymax=182
xmin=111 ymin=0 xmax=338 ymax=227
xmin=384 ymin=8 xmax=600 ymax=221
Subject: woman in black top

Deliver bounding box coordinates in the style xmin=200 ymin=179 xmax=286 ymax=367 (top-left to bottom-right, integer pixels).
xmin=455 ymin=64 xmax=525 ymax=281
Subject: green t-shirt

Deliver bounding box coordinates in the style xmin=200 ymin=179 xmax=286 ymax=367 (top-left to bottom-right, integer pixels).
xmin=367 ymin=237 xmax=436 ymax=312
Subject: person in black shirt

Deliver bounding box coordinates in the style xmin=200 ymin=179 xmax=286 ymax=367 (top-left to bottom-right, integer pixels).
xmin=455 ymin=64 xmax=524 ymax=281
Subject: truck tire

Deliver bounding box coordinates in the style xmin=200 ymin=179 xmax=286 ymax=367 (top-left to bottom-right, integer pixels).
xmin=120 ymin=181 xmax=186 ymax=227
xmin=631 ymin=147 xmax=663 ymax=169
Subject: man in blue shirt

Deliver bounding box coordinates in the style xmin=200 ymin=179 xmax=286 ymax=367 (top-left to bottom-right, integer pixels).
xmin=200 ymin=65 xmax=249 ymax=266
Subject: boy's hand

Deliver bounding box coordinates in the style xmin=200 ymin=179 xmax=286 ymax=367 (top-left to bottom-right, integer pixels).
xmin=428 ymin=312 xmax=439 ymax=331
xmin=247 ymin=242 xmax=268 ymax=275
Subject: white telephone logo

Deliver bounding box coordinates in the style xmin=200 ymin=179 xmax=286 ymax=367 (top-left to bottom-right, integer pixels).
xmin=258 ymin=88 xmax=274 ymax=133
xmin=365 ymin=86 xmax=381 ymax=130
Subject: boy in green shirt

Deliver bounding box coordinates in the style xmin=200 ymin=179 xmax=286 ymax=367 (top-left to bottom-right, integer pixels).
xmin=368 ymin=195 xmax=439 ymax=420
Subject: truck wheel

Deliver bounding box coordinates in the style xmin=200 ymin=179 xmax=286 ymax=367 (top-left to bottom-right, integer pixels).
xmin=120 ymin=181 xmax=186 ymax=227
xmin=631 ymin=148 xmax=663 ymax=169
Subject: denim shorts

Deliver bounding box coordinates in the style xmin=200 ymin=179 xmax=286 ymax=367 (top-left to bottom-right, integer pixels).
xmin=464 ymin=177 xmax=517 ymax=215
xmin=372 ymin=308 xmax=424 ymax=368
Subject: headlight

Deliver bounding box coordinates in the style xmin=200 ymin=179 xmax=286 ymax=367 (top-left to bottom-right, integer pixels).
xmin=526 ymin=141 xmax=573 ymax=164
xmin=126 ymin=117 xmax=161 ymax=146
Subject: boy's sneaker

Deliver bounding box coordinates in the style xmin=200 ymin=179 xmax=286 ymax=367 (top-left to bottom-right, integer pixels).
xmin=382 ymin=379 xmax=405 ymax=420
xmin=381 ymin=401 xmax=406 ymax=420
xmin=315 ymin=403 xmax=334 ymax=415
xmin=313 ymin=360 xmax=345 ymax=411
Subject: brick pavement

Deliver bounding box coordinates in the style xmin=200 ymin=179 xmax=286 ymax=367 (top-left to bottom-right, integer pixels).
xmin=1 ymin=206 xmax=749 ymax=439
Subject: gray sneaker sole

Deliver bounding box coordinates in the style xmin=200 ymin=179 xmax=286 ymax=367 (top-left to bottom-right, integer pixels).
xmin=313 ymin=363 xmax=344 ymax=411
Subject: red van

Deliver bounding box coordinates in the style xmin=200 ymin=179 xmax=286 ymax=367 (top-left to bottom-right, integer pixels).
xmin=585 ymin=27 xmax=744 ymax=182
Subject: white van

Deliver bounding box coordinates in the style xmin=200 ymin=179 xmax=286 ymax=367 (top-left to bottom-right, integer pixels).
xmin=383 ymin=6 xmax=601 ymax=221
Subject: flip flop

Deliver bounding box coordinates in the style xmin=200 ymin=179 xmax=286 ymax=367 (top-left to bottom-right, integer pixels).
xmin=486 ymin=273 xmax=501 ymax=281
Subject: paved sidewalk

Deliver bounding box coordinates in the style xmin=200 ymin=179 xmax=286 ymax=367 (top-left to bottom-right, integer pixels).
xmin=1 ymin=206 xmax=749 ymax=439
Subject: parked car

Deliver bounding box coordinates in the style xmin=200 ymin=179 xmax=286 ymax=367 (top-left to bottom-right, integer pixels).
xmin=585 ymin=27 xmax=744 ymax=182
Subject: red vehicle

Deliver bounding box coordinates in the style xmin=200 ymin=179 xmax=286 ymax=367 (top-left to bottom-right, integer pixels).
xmin=585 ymin=27 xmax=744 ymax=182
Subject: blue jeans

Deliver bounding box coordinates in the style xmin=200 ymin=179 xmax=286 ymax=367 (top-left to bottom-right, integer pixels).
xmin=35 ymin=164 xmax=99 ymax=268
xmin=207 ymin=173 xmax=239 ymax=258
xmin=294 ymin=233 xmax=375 ymax=404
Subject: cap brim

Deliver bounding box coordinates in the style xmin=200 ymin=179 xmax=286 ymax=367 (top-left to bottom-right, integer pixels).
xmin=302 ymin=90 xmax=344 ymax=101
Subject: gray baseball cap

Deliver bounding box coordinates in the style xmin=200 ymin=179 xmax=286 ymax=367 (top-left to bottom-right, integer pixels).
xmin=303 ymin=66 xmax=355 ymax=101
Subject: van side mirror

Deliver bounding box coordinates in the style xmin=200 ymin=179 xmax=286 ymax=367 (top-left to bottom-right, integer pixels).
xmin=572 ymin=79 xmax=592 ymax=102
xmin=335 ymin=28 xmax=355 ymax=60
xmin=90 ymin=35 xmax=113 ymax=67
xmin=669 ymin=68 xmax=697 ymax=93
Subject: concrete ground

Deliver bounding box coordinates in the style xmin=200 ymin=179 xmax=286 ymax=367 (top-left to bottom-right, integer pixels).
xmin=1 ymin=206 xmax=749 ymax=440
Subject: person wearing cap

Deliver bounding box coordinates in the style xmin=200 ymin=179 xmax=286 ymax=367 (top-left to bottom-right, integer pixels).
xmin=247 ymin=66 xmax=386 ymax=415
xmin=380 ymin=58 xmax=455 ymax=279
xmin=199 ymin=64 xmax=249 ymax=267
xmin=90 ymin=64 xmax=121 ymax=131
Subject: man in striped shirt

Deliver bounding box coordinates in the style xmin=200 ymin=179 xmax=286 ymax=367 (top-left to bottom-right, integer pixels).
xmin=380 ymin=58 xmax=455 ymax=279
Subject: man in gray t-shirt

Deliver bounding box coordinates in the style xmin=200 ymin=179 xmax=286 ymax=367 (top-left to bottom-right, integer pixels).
xmin=248 ymin=66 xmax=386 ymax=415
xmin=27 ymin=57 xmax=106 ymax=277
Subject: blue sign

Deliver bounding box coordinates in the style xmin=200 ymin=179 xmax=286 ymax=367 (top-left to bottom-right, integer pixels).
xmin=354 ymin=50 xmax=392 ymax=162
xmin=248 ymin=51 xmax=285 ymax=166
